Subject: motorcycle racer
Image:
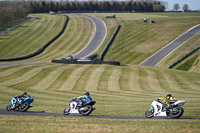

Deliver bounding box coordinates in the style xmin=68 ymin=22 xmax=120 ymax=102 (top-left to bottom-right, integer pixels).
xmin=157 ymin=94 xmax=176 ymax=109
xmin=75 ymin=92 xmax=92 ymax=107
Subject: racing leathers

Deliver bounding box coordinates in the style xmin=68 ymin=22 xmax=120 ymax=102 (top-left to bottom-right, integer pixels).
xmin=76 ymin=95 xmax=92 ymax=107
xmin=11 ymin=93 xmax=30 ymax=109
xmin=157 ymin=96 xmax=176 ymax=110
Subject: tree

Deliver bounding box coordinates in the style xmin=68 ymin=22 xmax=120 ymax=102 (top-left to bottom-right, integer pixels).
xmin=183 ymin=4 xmax=189 ymax=12
xmin=173 ymin=3 xmax=180 ymax=11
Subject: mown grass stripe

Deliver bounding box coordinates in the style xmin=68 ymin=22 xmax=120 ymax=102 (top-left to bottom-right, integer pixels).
xmin=10 ymin=66 xmax=57 ymax=90
xmin=98 ymin=66 xmax=113 ymax=91
xmin=48 ymin=66 xmax=75 ymax=90
xmin=73 ymin=65 xmax=98 ymax=91
xmin=0 ymin=67 xmax=33 ymax=82
xmin=154 ymin=69 xmax=172 ymax=91
xmin=138 ymin=67 xmax=152 ymax=91
xmin=85 ymin=65 xmax=107 ymax=91
xmin=119 ymin=68 xmax=131 ymax=91
xmin=31 ymin=67 xmax=65 ymax=90
xmin=108 ymin=66 xmax=122 ymax=91
xmin=128 ymin=66 xmax=143 ymax=91
xmin=146 ymin=69 xmax=164 ymax=91
xmin=59 ymin=65 xmax=90 ymax=91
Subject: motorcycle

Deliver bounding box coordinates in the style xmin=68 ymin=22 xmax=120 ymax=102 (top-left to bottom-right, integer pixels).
xmin=145 ymin=99 xmax=186 ymax=118
xmin=6 ymin=96 xmax=34 ymax=112
xmin=63 ymin=98 xmax=96 ymax=116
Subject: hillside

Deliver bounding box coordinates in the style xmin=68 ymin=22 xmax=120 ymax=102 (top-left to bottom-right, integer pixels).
xmin=0 ymin=63 xmax=200 ymax=117
xmin=89 ymin=13 xmax=200 ymax=70
xmin=0 ymin=12 xmax=200 ymax=132
xmin=0 ymin=14 xmax=94 ymax=61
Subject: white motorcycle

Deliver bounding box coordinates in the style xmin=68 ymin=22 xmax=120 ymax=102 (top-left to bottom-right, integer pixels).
xmin=63 ymin=98 xmax=96 ymax=116
xmin=145 ymin=99 xmax=186 ymax=118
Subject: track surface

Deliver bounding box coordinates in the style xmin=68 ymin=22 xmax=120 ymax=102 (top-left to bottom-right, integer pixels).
xmin=0 ymin=14 xmax=106 ymax=66
xmin=0 ymin=16 xmax=36 ymax=36
xmin=0 ymin=109 xmax=199 ymax=119
xmin=140 ymin=24 xmax=200 ymax=66
xmin=74 ymin=14 xmax=107 ymax=59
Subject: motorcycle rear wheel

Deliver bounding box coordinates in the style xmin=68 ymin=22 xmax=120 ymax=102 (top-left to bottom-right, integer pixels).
xmin=80 ymin=105 xmax=93 ymax=116
xmin=19 ymin=102 xmax=29 ymax=112
xmin=63 ymin=107 xmax=70 ymax=115
xmin=145 ymin=109 xmax=154 ymax=118
xmin=170 ymin=107 xmax=184 ymax=118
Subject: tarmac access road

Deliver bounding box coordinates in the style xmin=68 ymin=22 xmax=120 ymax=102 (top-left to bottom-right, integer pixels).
xmin=74 ymin=14 xmax=107 ymax=59
xmin=140 ymin=24 xmax=200 ymax=66
xmin=0 ymin=109 xmax=200 ymax=120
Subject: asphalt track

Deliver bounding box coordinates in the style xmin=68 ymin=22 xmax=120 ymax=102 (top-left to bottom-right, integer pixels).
xmin=0 ymin=15 xmax=36 ymax=36
xmin=74 ymin=14 xmax=107 ymax=59
xmin=140 ymin=24 xmax=200 ymax=66
xmin=0 ymin=14 xmax=106 ymax=66
xmin=0 ymin=109 xmax=199 ymax=119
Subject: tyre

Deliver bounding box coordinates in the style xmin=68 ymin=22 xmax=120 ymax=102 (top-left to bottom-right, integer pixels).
xmin=80 ymin=105 xmax=93 ymax=116
xmin=170 ymin=107 xmax=184 ymax=118
xmin=6 ymin=104 xmax=12 ymax=111
xmin=19 ymin=102 xmax=29 ymax=112
xmin=145 ymin=109 xmax=154 ymax=118
xmin=63 ymin=107 xmax=70 ymax=115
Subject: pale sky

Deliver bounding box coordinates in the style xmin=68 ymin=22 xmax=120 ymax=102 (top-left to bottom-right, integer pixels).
xmin=159 ymin=0 xmax=200 ymax=11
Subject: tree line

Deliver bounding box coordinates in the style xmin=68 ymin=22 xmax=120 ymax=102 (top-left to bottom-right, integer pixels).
xmin=30 ymin=1 xmax=165 ymax=13
xmin=0 ymin=2 xmax=30 ymax=27
xmin=0 ymin=0 xmax=165 ymax=28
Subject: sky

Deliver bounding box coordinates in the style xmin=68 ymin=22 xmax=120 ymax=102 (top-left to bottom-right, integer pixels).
xmin=159 ymin=0 xmax=200 ymax=11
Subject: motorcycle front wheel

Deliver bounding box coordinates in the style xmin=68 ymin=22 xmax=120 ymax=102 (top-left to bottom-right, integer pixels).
xmin=145 ymin=109 xmax=154 ymax=118
xmin=19 ymin=102 xmax=29 ymax=112
xmin=170 ymin=107 xmax=184 ymax=118
xmin=63 ymin=107 xmax=70 ymax=115
xmin=6 ymin=104 xmax=12 ymax=111
xmin=80 ymin=105 xmax=93 ymax=116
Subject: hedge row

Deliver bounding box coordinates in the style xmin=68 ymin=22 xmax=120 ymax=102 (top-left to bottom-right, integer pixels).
xmin=0 ymin=15 xmax=69 ymax=62
xmin=168 ymin=46 xmax=200 ymax=69
xmin=100 ymin=24 xmax=121 ymax=61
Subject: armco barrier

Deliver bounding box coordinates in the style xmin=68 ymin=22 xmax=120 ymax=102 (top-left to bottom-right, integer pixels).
xmin=0 ymin=16 xmax=69 ymax=61
xmin=51 ymin=59 xmax=120 ymax=66
xmin=168 ymin=46 xmax=200 ymax=69
xmin=100 ymin=24 xmax=121 ymax=61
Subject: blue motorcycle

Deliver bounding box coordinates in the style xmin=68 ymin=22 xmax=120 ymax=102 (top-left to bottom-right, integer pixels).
xmin=6 ymin=96 xmax=34 ymax=112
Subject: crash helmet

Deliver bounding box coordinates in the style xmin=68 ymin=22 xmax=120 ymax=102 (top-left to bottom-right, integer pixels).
xmin=23 ymin=92 xmax=27 ymax=95
xmin=85 ymin=92 xmax=90 ymax=96
xmin=166 ymin=94 xmax=172 ymax=99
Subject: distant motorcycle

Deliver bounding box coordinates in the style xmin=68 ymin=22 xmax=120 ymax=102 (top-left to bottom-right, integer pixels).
xmin=6 ymin=96 xmax=34 ymax=112
xmin=145 ymin=99 xmax=186 ymax=118
xmin=63 ymin=98 xmax=96 ymax=116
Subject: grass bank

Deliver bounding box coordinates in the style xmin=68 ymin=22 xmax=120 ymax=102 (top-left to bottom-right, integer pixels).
xmin=87 ymin=13 xmax=200 ymax=67
xmin=0 ymin=115 xmax=200 ymax=133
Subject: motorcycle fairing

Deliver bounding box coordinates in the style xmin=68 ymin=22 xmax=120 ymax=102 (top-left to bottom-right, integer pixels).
xmin=69 ymin=101 xmax=79 ymax=114
xmin=151 ymin=100 xmax=167 ymax=117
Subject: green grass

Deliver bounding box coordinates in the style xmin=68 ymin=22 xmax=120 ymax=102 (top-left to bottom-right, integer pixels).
xmin=0 ymin=14 xmax=94 ymax=61
xmin=0 ymin=17 xmax=30 ymax=32
xmin=158 ymin=32 xmax=200 ymax=72
xmin=176 ymin=53 xmax=199 ymax=71
xmin=0 ymin=63 xmax=200 ymax=117
xmin=1 ymin=13 xmax=200 ymax=132
xmin=86 ymin=13 xmax=200 ymax=67
xmin=0 ymin=14 xmax=65 ymax=59
xmin=0 ymin=115 xmax=200 ymax=133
